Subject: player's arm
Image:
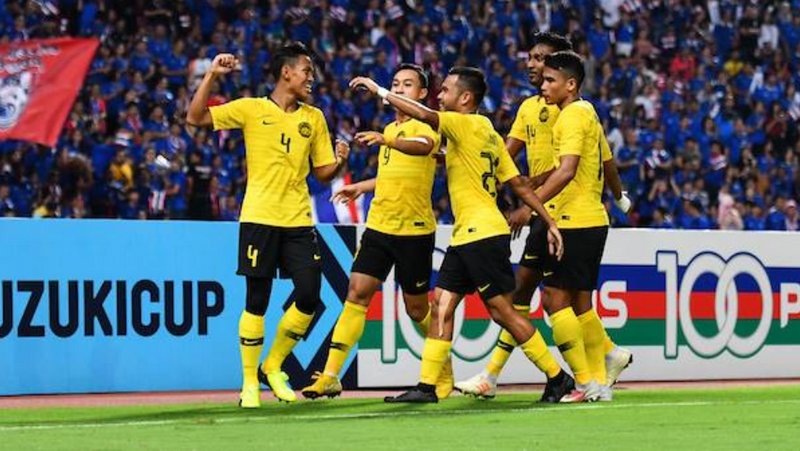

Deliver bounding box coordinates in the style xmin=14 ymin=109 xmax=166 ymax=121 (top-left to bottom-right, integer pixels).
xmin=355 ymin=131 xmax=435 ymax=156
xmin=600 ymin=132 xmax=631 ymax=213
xmin=537 ymin=112 xmax=583 ymax=203
xmin=504 ymin=136 xmax=544 ymax=238
xmin=311 ymin=139 xmax=351 ymax=182
xmin=506 ymin=176 xmax=562 ymax=259
xmin=330 ymin=178 xmax=376 ymax=204
xmin=186 ymin=54 xmax=239 ymax=128
xmin=496 ymin=143 xmax=562 ymax=258
xmin=349 ymin=77 xmax=439 ymax=131
xmin=530 ymin=169 xmax=554 ymax=188
xmin=536 ymin=155 xmax=579 ymax=204
xmin=603 ymin=159 xmax=631 ymax=213
xmin=506 ymin=136 xmax=525 ymax=159
xmin=603 ymin=158 xmax=623 ymax=199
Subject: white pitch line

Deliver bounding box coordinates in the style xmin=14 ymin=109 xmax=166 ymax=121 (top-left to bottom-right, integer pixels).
xmin=1 ymin=398 xmax=799 ymax=433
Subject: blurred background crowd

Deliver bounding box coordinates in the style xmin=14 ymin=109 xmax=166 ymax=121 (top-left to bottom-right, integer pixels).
xmin=1 ymin=0 xmax=799 ymax=231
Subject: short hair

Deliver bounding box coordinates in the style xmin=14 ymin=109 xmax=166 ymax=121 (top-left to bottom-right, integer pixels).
xmin=531 ymin=31 xmax=573 ymax=52
xmin=448 ymin=66 xmax=487 ymax=105
xmin=544 ymin=51 xmax=585 ymax=88
xmin=394 ymin=63 xmax=429 ymax=89
xmin=270 ymin=42 xmax=313 ymax=80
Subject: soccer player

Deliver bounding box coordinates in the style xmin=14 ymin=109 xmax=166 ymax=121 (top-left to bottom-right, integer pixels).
xmin=187 ymin=42 xmax=349 ymax=408
xmin=351 ymin=67 xmax=574 ymax=404
xmin=533 ymin=50 xmax=623 ymax=402
xmin=300 ymin=63 xmax=454 ymax=400
xmin=456 ymin=32 xmax=633 ymax=399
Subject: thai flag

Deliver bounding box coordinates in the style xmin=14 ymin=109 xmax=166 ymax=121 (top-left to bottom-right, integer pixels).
xmin=311 ymin=172 xmax=372 ymax=224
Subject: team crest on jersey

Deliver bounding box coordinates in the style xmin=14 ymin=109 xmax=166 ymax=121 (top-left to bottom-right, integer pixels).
xmin=298 ymin=122 xmax=312 ymax=138
xmin=539 ymin=107 xmax=550 ymax=123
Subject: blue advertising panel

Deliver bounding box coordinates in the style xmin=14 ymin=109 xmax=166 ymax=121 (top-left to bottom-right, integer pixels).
xmin=0 ymin=220 xmax=357 ymax=395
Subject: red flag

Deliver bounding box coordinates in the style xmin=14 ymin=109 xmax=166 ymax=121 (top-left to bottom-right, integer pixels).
xmin=0 ymin=38 xmax=99 ymax=147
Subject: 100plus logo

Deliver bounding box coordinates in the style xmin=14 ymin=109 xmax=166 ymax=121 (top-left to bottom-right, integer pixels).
xmin=657 ymin=251 xmax=800 ymax=359
xmin=378 ymin=246 xmax=800 ymax=364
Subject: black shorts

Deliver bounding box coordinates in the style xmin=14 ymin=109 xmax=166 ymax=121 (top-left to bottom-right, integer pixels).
xmin=436 ymin=235 xmax=515 ymax=301
xmin=519 ymin=215 xmax=547 ymax=271
xmin=351 ymin=228 xmax=435 ymax=295
xmin=542 ymin=226 xmax=608 ymax=291
xmin=237 ymin=223 xmax=322 ymax=279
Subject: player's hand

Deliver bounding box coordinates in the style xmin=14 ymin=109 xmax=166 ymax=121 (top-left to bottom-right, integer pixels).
xmin=507 ymin=206 xmax=532 ymax=240
xmin=349 ymin=76 xmax=380 ymax=95
xmin=615 ymin=191 xmax=632 ymax=213
xmin=355 ymin=131 xmax=386 ymax=147
xmin=546 ymin=223 xmax=564 ymax=261
xmin=209 ymin=54 xmax=240 ymax=76
xmin=335 ymin=139 xmax=350 ymax=165
xmin=331 ymin=184 xmax=363 ymax=204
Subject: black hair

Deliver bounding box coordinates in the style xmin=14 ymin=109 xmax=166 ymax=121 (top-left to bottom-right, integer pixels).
xmin=544 ymin=50 xmax=585 ymax=89
xmin=448 ymin=66 xmax=487 ymax=105
xmin=531 ymin=31 xmax=573 ymax=52
xmin=394 ymin=63 xmax=429 ymax=89
xmin=270 ymin=42 xmax=313 ymax=80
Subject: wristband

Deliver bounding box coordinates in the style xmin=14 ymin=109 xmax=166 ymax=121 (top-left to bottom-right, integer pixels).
xmin=377 ymin=87 xmax=390 ymax=98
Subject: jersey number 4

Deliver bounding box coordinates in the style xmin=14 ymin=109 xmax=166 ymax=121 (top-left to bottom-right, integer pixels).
xmin=281 ymin=133 xmax=291 ymax=153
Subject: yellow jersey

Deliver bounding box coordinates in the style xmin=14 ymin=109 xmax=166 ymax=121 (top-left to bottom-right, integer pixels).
xmin=508 ymin=95 xmax=560 ymax=178
xmin=367 ymin=118 xmax=441 ymax=235
xmin=438 ymin=111 xmax=520 ymax=246
xmin=550 ymin=100 xmax=612 ymax=229
xmin=209 ymin=97 xmax=335 ymax=227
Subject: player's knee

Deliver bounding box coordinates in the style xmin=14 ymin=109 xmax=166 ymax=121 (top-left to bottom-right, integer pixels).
xmin=245 ymin=277 xmax=272 ymax=316
xmin=291 ymin=268 xmax=321 ymax=314
xmin=430 ymin=298 xmax=454 ymax=323
xmin=404 ymin=299 xmax=429 ymax=323
xmin=542 ymin=287 xmax=570 ymax=314
xmin=346 ymin=285 xmax=372 ymax=306
xmin=486 ymin=302 xmax=514 ymax=328
xmin=511 ymin=287 xmax=535 ymax=307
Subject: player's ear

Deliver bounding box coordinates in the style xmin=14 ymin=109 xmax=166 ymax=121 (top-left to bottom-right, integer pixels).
xmin=418 ymin=87 xmax=429 ymax=101
xmin=281 ymin=64 xmax=291 ymax=81
xmin=567 ymin=77 xmax=577 ymax=93
xmin=460 ymin=90 xmax=471 ymax=107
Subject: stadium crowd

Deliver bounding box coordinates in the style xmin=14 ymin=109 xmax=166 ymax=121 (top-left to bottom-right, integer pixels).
xmin=1 ymin=0 xmax=799 ymax=231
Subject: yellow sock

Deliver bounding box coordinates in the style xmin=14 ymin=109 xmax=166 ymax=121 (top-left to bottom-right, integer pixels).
xmin=486 ymin=305 xmax=530 ymax=376
xmin=239 ymin=310 xmax=264 ymax=387
xmin=417 ymin=307 xmax=431 ymax=335
xmin=578 ymin=309 xmax=607 ymax=385
xmin=603 ymin=335 xmax=615 ymax=355
xmin=550 ymin=307 xmax=592 ymax=385
xmin=263 ymin=303 xmax=314 ymax=373
xmin=323 ymin=301 xmax=367 ymax=377
xmin=520 ymin=329 xmax=561 ymax=379
xmin=419 ymin=338 xmax=452 ymax=385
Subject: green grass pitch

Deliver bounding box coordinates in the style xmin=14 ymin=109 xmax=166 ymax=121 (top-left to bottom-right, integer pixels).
xmin=1 ymin=385 xmax=799 ymax=451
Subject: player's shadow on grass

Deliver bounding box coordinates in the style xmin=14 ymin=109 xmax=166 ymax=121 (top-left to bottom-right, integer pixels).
xmin=11 ymin=398 xmax=391 ymax=427
xmin=4 ymin=394 xmax=563 ymax=428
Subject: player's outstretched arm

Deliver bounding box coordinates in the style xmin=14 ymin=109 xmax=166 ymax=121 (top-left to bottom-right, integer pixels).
xmin=505 ymin=137 xmax=525 ymax=160
xmin=507 ymin=176 xmax=563 ymax=259
xmin=312 ymin=139 xmax=351 ymax=182
xmin=349 ymin=77 xmax=440 ymax=130
xmin=330 ymin=178 xmax=376 ymax=204
xmin=186 ymin=54 xmax=239 ymax=127
xmin=536 ymin=155 xmax=579 ymax=204
xmin=603 ymin=159 xmax=631 ymax=213
xmin=355 ymin=131 xmax=435 ymax=156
